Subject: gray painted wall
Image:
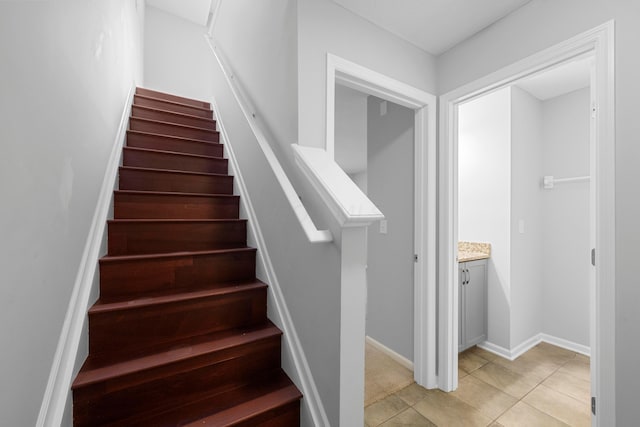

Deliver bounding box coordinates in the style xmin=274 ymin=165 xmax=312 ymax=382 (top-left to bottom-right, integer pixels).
xmin=145 ymin=6 xmax=215 ymax=102
xmin=297 ymin=0 xmax=437 ymax=151
xmin=458 ymin=88 xmax=512 ymax=349
xmin=541 ymin=88 xmax=591 ymax=347
xmin=0 ymin=1 xmax=145 ymax=424
xmin=366 ymin=96 xmax=415 ymax=361
xmin=510 ymin=86 xmax=544 ymax=348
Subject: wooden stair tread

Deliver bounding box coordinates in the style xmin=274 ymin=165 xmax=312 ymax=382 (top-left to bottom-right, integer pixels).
xmin=129 ymin=116 xmax=218 ymax=134
xmin=184 ymin=381 xmax=302 ymax=426
xmin=109 ymin=370 xmax=297 ymax=427
xmin=100 ymin=246 xmax=255 ymax=264
xmin=107 ymin=218 xmax=246 ymax=224
xmin=134 ymin=93 xmax=213 ymax=114
xmin=127 ymin=130 xmax=222 ymax=147
xmin=73 ymin=321 xmax=281 ymax=388
xmin=136 ymin=87 xmax=210 ymax=109
xmin=123 ymin=146 xmax=224 ymax=161
xmin=90 ymin=280 xmax=265 ymax=314
xmin=114 ymin=189 xmax=238 ymax=199
xmin=132 ymin=104 xmax=217 ymax=125
xmin=120 ymin=165 xmax=230 ymax=178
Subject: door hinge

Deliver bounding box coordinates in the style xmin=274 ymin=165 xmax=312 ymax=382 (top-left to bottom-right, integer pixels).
xmin=591 ymin=396 xmax=596 ymax=415
xmin=591 ymin=248 xmax=596 ymax=266
xmin=413 ymin=254 xmax=418 ymax=263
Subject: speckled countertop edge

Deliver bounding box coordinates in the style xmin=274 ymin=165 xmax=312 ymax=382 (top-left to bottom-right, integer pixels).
xmin=458 ymin=241 xmax=491 ymax=262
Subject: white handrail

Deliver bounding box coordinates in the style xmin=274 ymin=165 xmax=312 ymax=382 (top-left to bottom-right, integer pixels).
xmin=204 ymin=35 xmax=333 ymax=243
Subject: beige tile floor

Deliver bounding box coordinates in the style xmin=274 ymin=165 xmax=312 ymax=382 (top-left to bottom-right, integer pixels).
xmin=365 ymin=342 xmax=591 ymax=426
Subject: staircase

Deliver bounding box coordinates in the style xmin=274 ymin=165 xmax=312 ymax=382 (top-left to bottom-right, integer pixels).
xmin=72 ymin=88 xmax=302 ymax=426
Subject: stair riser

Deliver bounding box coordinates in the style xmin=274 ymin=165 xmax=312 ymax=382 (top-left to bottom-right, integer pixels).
xmin=123 ymin=148 xmax=228 ymax=174
xmin=132 ymin=105 xmax=217 ymax=130
xmin=119 ymin=168 xmax=234 ymax=194
xmin=75 ymin=337 xmax=281 ymax=427
xmin=130 ymin=117 xmax=219 ymax=142
xmin=127 ymin=131 xmax=222 ymax=156
xmin=100 ymin=250 xmax=256 ymax=298
xmin=108 ymin=221 xmax=247 ymax=256
xmin=136 ymin=88 xmax=210 ymax=109
xmin=113 ymin=193 xmax=240 ymax=220
xmin=89 ymin=287 xmax=267 ymax=356
xmin=134 ymin=95 xmax=213 ymax=119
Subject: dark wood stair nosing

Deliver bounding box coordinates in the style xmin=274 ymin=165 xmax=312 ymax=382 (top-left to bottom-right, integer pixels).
xmin=120 ymin=165 xmax=231 ymax=178
xmin=114 ymin=189 xmax=239 ymax=199
xmin=131 ymin=104 xmax=217 ymax=125
xmin=99 ymin=246 xmax=256 ymax=264
xmin=134 ymin=93 xmax=213 ymax=113
xmin=107 ymin=218 xmax=247 ymax=225
xmin=89 ymin=280 xmax=265 ymax=314
xmin=123 ymin=146 xmax=225 ymax=161
xmin=127 ymin=130 xmax=222 ymax=147
xmin=129 ymin=116 xmax=219 ymax=135
xmin=135 ymin=87 xmax=210 ymax=109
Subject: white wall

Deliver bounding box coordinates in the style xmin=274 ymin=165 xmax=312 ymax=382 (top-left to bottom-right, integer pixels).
xmin=212 ymin=0 xmax=298 ymax=162
xmin=366 ymin=97 xmax=415 ymax=361
xmin=541 ymin=88 xmax=591 ymax=347
xmin=439 ymin=2 xmax=640 ymax=421
xmin=334 ymin=84 xmax=368 ymax=174
xmin=297 ymin=0 xmax=437 ymax=151
xmin=0 ymin=0 xmax=145 ymax=424
xmin=510 ymin=86 xmax=543 ymax=348
xmin=144 ymin=5 xmax=214 ymax=102
xmin=458 ymin=87 xmax=512 ymax=349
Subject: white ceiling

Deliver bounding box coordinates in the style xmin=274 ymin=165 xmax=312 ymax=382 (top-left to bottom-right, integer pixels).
xmin=333 ymin=0 xmax=532 ymax=55
xmin=147 ymin=0 xmax=213 ymax=26
xmin=516 ymin=56 xmax=592 ymax=101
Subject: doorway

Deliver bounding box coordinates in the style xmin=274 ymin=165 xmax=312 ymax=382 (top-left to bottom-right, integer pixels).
xmin=438 ymin=22 xmax=615 ymax=425
xmin=326 ymin=53 xmax=437 ymax=425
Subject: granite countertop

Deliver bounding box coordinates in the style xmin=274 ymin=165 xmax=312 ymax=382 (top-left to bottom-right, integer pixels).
xmin=458 ymin=241 xmax=491 ymax=262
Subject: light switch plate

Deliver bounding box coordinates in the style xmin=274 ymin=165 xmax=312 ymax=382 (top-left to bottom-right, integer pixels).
xmin=518 ymin=219 xmax=525 ymax=234
xmin=379 ymin=219 xmax=388 ymax=234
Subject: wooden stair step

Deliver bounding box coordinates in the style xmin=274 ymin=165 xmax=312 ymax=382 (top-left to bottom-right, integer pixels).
xmin=113 ymin=190 xmax=240 ymax=220
xmin=99 ymin=247 xmax=257 ymax=298
xmin=183 ymin=382 xmax=301 ymax=427
xmin=74 ymin=322 xmax=281 ymax=388
xmin=89 ymin=281 xmax=267 ymax=356
xmin=119 ymin=166 xmax=234 ymax=194
xmin=74 ymin=327 xmax=282 ymax=427
xmin=123 ymin=146 xmax=228 ymax=175
xmin=136 ymin=87 xmax=210 ymax=109
xmin=134 ymin=94 xmax=214 ymax=119
xmin=127 ymin=130 xmax=222 ymax=156
xmin=107 ymin=219 xmax=247 ymax=256
xmin=105 ymin=370 xmax=298 ymax=427
xmin=130 ymin=117 xmax=219 ymax=142
xmin=131 ymin=105 xmax=217 ymax=130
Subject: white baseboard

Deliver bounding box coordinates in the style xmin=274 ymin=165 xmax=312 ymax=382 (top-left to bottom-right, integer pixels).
xmin=540 ymin=333 xmax=590 ymax=357
xmin=479 ymin=333 xmax=591 ymax=361
xmin=366 ymin=336 xmax=414 ymax=371
xmin=477 ymin=341 xmax=517 ymax=360
xmin=210 ymin=98 xmax=330 ymax=427
xmin=36 ymin=83 xmax=135 ymax=427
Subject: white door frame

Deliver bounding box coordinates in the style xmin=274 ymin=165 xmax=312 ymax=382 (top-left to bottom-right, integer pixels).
xmin=326 ymin=53 xmax=438 ymax=389
xmin=438 ymin=21 xmax=615 ymax=425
